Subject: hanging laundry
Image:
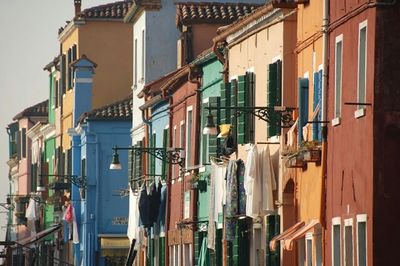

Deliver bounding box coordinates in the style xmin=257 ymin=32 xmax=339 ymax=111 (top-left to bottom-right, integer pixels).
xmin=25 ymin=198 xmax=38 ymax=233
xmin=139 ymin=185 xmax=152 ymax=228
xmin=72 ymin=204 xmax=79 ymax=244
xmin=127 ymin=187 xmax=140 ymax=241
xmin=260 ymin=145 xmax=277 ymax=214
xmin=225 ymin=160 xmax=238 ymax=242
xmin=244 ymin=144 xmax=261 ymax=218
xmin=149 ymin=181 xmax=161 ymax=226
xmin=156 ymin=183 xmax=167 ymax=234
xmin=208 ymin=163 xmax=217 ymax=250
xmin=214 ymin=163 xmax=226 ymax=224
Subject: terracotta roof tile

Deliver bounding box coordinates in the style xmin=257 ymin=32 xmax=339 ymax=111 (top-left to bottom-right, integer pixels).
xmin=13 ymin=100 xmax=48 ymax=120
xmin=176 ymin=2 xmax=263 ymax=26
xmin=79 ymin=96 xmax=132 ymax=123
xmin=81 ymin=0 xmax=133 ymax=20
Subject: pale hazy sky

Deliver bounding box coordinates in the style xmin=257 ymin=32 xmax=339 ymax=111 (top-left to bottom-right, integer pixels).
xmin=0 ymin=0 xmax=116 ymax=249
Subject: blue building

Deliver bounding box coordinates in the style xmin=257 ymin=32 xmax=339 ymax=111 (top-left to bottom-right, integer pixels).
xmin=76 ymin=96 xmax=132 ymax=265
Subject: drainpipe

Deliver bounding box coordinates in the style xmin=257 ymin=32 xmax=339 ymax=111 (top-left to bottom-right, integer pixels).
xmin=165 ymin=93 xmax=173 ymax=266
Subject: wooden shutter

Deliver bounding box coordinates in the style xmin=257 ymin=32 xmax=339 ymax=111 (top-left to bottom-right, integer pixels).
xmin=208 ymin=97 xmax=220 ymax=158
xmin=162 ymin=128 xmax=169 ymax=180
xmin=220 ymin=82 xmax=231 ymax=124
xmin=237 ymin=75 xmax=247 ymax=144
xmin=21 ymin=128 xmax=26 ymax=158
xmin=267 ymin=61 xmax=282 ymax=138
xmin=298 ymin=78 xmax=309 ymax=145
xmin=246 ymin=72 xmax=255 ymax=143
xmin=266 ymin=214 xmax=281 ymax=266
xmin=313 ymin=70 xmax=323 ymax=142
xmin=60 ymin=54 xmax=66 ymax=95
xmin=150 ymin=133 xmax=156 ymax=176
xmin=67 ymin=48 xmax=72 ymax=90
xmin=160 ymin=236 xmax=166 ymax=266
xmin=16 ymin=131 xmax=21 ymax=160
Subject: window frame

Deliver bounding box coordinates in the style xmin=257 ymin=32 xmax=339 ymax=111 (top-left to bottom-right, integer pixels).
xmin=141 ymin=29 xmax=145 ymax=81
xmin=179 ymin=121 xmax=185 ymax=180
xmin=305 ymin=232 xmax=313 ymax=266
xmin=332 ymin=217 xmax=342 ymax=266
xmin=185 ymin=106 xmax=193 ymax=169
xmin=356 ymin=214 xmax=367 ymax=266
xmin=134 ymin=38 xmax=138 ymax=87
xmin=333 ymin=34 xmax=343 ymax=126
xmin=344 ymin=218 xmax=354 ymax=266
xmin=356 ymin=20 xmax=368 ymax=118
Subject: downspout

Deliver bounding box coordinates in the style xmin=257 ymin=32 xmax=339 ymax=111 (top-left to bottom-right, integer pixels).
xmin=321 ymin=1 xmax=329 ymax=264
xmin=165 ymin=92 xmax=173 ymax=265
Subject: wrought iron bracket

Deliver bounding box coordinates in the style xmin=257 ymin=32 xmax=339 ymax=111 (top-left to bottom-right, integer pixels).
xmin=40 ymin=174 xmax=87 ymax=189
xmin=205 ymin=106 xmax=296 ymax=128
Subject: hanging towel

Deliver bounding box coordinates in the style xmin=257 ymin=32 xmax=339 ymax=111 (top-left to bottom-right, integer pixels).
xmin=25 ymin=198 xmax=38 ymax=233
xmin=214 ymin=163 xmax=226 ymax=226
xmin=260 ymin=145 xmax=277 ymax=213
xmin=72 ymin=204 xmax=79 ymax=244
xmin=208 ymin=163 xmax=217 ymax=250
xmin=127 ymin=188 xmax=140 ymax=241
xmin=244 ymin=144 xmax=261 ymax=218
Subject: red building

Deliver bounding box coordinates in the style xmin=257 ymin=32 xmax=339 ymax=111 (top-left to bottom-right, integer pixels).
xmin=160 ymin=65 xmax=200 ymax=265
xmin=326 ymin=1 xmax=400 ymax=265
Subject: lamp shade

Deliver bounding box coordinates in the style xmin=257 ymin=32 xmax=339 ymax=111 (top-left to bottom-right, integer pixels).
xmin=203 ymin=112 xmax=218 ymax=135
xmin=109 ymin=151 xmax=122 ymax=170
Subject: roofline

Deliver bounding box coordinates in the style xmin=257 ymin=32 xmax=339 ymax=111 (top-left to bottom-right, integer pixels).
xmin=213 ymin=3 xmax=274 ymax=43
xmin=124 ymin=0 xmax=161 ymax=23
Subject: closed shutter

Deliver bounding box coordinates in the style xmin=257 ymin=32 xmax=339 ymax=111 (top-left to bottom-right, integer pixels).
xmin=208 ymin=97 xmax=220 ymax=158
xmin=313 ymin=70 xmax=323 ymax=142
xmin=237 ymin=75 xmax=247 ymax=144
xmin=266 ymin=214 xmax=281 ymax=266
xmin=60 ymin=54 xmax=66 ymax=95
xmin=128 ymin=149 xmax=134 ymax=189
xmin=246 ymin=72 xmax=255 ymax=143
xmin=160 ymin=236 xmax=166 ymax=266
xmin=133 ymin=141 xmax=143 ymax=188
xmin=21 ymin=128 xmax=26 ymax=158
xmin=162 ymin=128 xmax=169 ymax=180
xmin=220 ymin=83 xmax=231 ymax=124
xmin=231 ymin=218 xmax=250 ymax=266
xmin=267 ymin=61 xmax=282 ymax=137
xmin=16 ymin=131 xmax=21 ymax=160
xmin=298 ymin=78 xmax=309 ymax=144
xmin=67 ymin=48 xmax=72 ymax=90
xmin=231 ymin=79 xmax=238 ymax=143
xmin=67 ymin=149 xmax=72 ymax=175
xmin=194 ymin=231 xmax=202 ymax=266
xmin=150 ymin=133 xmax=156 ymax=176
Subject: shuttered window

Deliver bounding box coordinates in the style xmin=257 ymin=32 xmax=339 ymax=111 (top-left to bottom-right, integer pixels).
xmin=67 ymin=48 xmax=72 ymax=90
xmin=162 ymin=128 xmax=169 ymax=180
xmin=201 ymin=97 xmax=220 ymax=164
xmin=266 ymin=214 xmax=280 ymax=266
xmin=237 ymin=75 xmax=246 ymax=144
xmin=16 ymin=131 xmax=21 ymax=160
xmin=267 ymin=61 xmax=282 ymax=138
xmin=60 ymin=54 xmax=66 ymax=95
xmin=150 ymin=133 xmax=156 ymax=176
xmin=236 ymin=73 xmax=255 ymax=145
xmin=313 ymin=71 xmax=323 ymax=142
xmin=220 ymin=83 xmax=231 ymax=125
xmin=298 ymin=78 xmax=309 ymax=145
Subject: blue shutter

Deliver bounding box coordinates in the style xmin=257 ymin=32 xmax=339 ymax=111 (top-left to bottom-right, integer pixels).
xmin=298 ymin=78 xmax=309 ymax=145
xmin=313 ymin=71 xmax=323 ymax=142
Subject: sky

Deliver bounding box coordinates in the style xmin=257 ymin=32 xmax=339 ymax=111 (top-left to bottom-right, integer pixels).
xmin=0 ymin=0 xmax=114 ymax=253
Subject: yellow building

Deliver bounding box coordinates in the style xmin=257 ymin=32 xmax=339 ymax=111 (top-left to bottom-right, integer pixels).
xmin=57 ymin=0 xmax=133 ymax=152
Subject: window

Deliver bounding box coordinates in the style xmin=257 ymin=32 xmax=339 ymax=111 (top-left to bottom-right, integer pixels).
xmin=267 ymin=60 xmax=282 ymax=138
xmin=357 ymin=215 xmax=367 ymax=266
xmin=315 ymin=227 xmax=323 ymax=266
xmin=134 ymin=38 xmax=138 ymax=86
xmin=61 ymin=54 xmax=66 ymax=95
xmin=298 ymin=238 xmax=306 ymax=266
xmin=201 ymin=97 xmax=220 ymax=165
xmin=179 ymin=121 xmax=185 ymax=180
xmin=332 ymin=217 xmax=341 ymax=266
xmin=334 ymin=35 xmax=343 ymax=121
xmin=237 ymin=72 xmax=255 ymax=144
xmin=357 ymin=21 xmax=367 ymax=112
xmin=298 ymin=77 xmax=309 ymax=144
xmin=183 ymin=243 xmax=192 ymax=266
xmin=162 ymin=127 xmax=169 ymax=180
xmin=141 ymin=30 xmax=145 ymax=80
xmin=150 ymin=133 xmax=156 ymax=176
xmin=306 ymin=234 xmax=313 ymax=266
xmin=313 ymin=69 xmax=323 ymax=141
xmin=186 ymin=107 xmax=193 ymax=168
xmin=21 ymin=128 xmax=26 ymax=158
xmin=67 ymin=48 xmax=72 ymax=90
xmin=173 ymin=126 xmax=177 ymax=181
xmin=344 ymin=219 xmax=354 ymax=266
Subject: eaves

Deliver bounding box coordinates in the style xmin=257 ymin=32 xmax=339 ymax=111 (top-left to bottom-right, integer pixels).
xmin=58 ymin=19 xmax=86 ymax=43
xmin=124 ymin=1 xmax=161 ymax=24
xmin=226 ymin=8 xmax=282 ymax=47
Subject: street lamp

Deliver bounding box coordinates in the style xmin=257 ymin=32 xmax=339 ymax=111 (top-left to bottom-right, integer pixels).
xmin=203 ymin=106 xmax=296 ymax=135
xmin=39 ymin=174 xmax=87 ymax=190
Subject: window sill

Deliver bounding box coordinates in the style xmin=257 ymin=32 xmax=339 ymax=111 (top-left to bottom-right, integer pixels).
xmin=354 ymin=108 xmax=366 ymax=119
xmin=331 ymin=117 xmax=341 ymax=127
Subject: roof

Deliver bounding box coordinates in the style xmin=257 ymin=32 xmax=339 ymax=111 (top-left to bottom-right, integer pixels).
xmin=78 ymin=96 xmax=132 ymax=123
xmin=138 ymin=68 xmax=183 ymax=98
xmin=80 ymin=0 xmax=133 ymax=20
xmin=13 ymin=100 xmax=48 ymax=120
xmin=175 ymin=2 xmax=263 ymax=27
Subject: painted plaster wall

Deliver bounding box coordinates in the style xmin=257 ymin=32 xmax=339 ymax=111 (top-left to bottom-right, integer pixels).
xmin=325 ymin=6 xmax=375 ymax=266
xmin=168 ymin=82 xmax=198 ymax=238
xmin=80 ymin=120 xmax=131 ymax=265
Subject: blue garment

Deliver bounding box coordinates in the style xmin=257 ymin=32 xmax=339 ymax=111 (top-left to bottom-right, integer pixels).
xmin=236 ymin=159 xmax=246 ymax=215
xmin=225 ymin=160 xmax=238 ymax=242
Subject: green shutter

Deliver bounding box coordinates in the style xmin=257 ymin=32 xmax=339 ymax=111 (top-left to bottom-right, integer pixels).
xmin=194 ymin=231 xmax=202 ymax=266
xmin=208 ymin=97 xmax=220 ymax=158
xmin=237 ymin=75 xmax=247 ymax=144
xmin=246 ymin=72 xmax=255 ymax=143
xmin=150 ymin=133 xmax=156 ymax=176
xmin=159 ymin=236 xmax=165 ymax=266
xmin=266 ymin=214 xmax=281 ymax=266
xmin=220 ymin=83 xmax=231 ymax=124
xmin=298 ymin=78 xmax=309 ymax=144
xmin=231 ymin=218 xmax=250 ymax=266
xmin=267 ymin=61 xmax=282 ymax=138
xmin=162 ymin=129 xmax=169 ymax=180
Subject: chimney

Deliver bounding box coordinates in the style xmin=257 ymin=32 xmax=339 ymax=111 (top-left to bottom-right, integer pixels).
xmin=74 ymin=0 xmax=82 ymax=15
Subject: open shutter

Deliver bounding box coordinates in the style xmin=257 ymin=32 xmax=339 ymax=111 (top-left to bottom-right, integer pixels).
xmin=150 ymin=133 xmax=156 ymax=176
xmin=246 ymin=72 xmax=255 ymax=143
xmin=267 ymin=61 xmax=282 ymax=137
xmin=237 ymin=75 xmax=247 ymax=144
xmin=208 ymin=97 xmax=220 ymax=158
xmin=161 ymin=128 xmax=169 ymax=180
xmin=298 ymin=78 xmax=309 ymax=145
xmin=160 ymin=236 xmax=166 ymax=266
xmin=220 ymin=82 xmax=231 ymax=124
xmin=266 ymin=214 xmax=281 ymax=266
xmin=16 ymin=131 xmax=21 ymax=160
xmin=21 ymin=128 xmax=26 ymax=158
xmin=313 ymin=70 xmax=323 ymax=142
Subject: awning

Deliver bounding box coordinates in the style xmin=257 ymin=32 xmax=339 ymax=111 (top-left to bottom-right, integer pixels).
xmin=17 ymin=224 xmax=62 ymax=246
xmin=269 ymin=221 xmax=305 ymax=251
xmin=283 ymin=220 xmax=320 ymax=250
xmin=100 ymin=235 xmax=130 ymax=257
